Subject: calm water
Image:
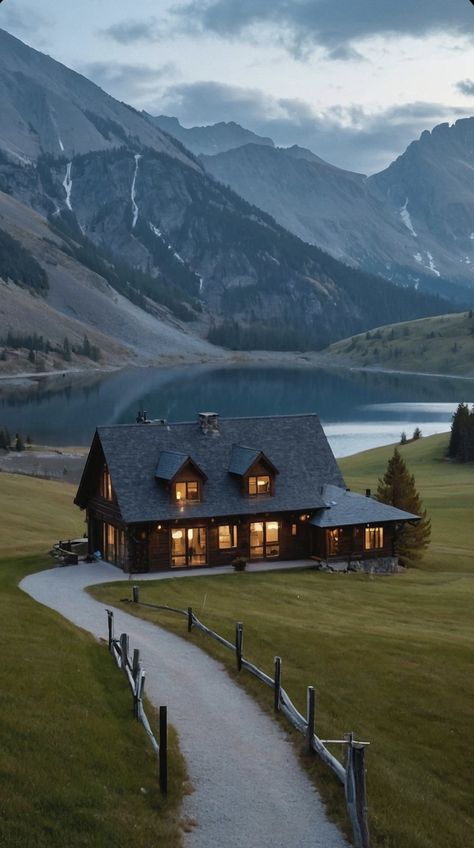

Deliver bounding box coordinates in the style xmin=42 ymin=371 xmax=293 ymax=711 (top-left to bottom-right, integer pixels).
xmin=0 ymin=365 xmax=472 ymax=457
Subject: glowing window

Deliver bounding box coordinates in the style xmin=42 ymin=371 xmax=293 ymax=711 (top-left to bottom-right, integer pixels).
xmin=364 ymin=527 xmax=384 ymax=550
xmin=101 ymin=466 xmax=112 ymax=500
xmin=218 ymin=525 xmax=238 ymax=549
xmin=175 ymin=481 xmax=200 ymax=502
xmin=248 ymin=475 xmax=271 ymax=496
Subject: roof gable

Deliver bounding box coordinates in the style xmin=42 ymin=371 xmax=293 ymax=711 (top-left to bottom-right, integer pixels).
xmin=310 ymin=485 xmax=419 ymax=528
xmin=228 ymin=444 xmax=278 ymax=477
xmin=155 ymin=451 xmax=207 ymax=482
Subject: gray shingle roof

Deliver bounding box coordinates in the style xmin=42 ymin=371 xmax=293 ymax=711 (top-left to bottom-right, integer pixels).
xmin=90 ymin=414 xmax=346 ymax=524
xmin=228 ymin=445 xmax=267 ymax=476
xmin=310 ymin=484 xmax=419 ymax=528
xmin=155 ymin=451 xmax=190 ymax=481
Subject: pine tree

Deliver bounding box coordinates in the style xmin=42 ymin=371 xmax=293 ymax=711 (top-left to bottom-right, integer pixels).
xmin=377 ymin=448 xmax=431 ymax=567
xmin=62 ymin=336 xmax=71 ymax=362
xmin=448 ymin=403 xmax=471 ymax=462
xmin=15 ymin=433 xmax=24 ymax=452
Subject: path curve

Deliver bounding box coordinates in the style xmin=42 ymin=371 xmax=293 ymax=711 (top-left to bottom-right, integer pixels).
xmin=21 ymin=564 xmax=348 ymax=848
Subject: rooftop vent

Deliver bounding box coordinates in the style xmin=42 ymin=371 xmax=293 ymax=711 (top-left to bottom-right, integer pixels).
xmin=198 ymin=412 xmax=219 ymax=434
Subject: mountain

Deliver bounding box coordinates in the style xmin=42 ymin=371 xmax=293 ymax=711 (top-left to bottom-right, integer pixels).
xmin=0 ymin=28 xmax=451 ymax=363
xmin=200 ymin=121 xmax=474 ymax=301
xmin=0 ymin=28 xmax=196 ymax=167
xmin=149 ymin=115 xmax=275 ymax=156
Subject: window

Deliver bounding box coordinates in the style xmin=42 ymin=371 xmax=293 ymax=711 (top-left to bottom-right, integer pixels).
xmin=365 ymin=526 xmax=384 ymax=550
xmin=218 ymin=524 xmax=238 ymax=550
xmin=175 ymin=481 xmax=200 ymax=502
xmin=101 ymin=466 xmax=112 ymax=500
xmin=291 ymin=523 xmax=297 ymax=536
xmin=248 ymin=475 xmax=271 ymax=496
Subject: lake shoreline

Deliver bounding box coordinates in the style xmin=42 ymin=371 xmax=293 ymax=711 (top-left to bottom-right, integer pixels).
xmin=2 ymin=348 xmax=474 ymax=395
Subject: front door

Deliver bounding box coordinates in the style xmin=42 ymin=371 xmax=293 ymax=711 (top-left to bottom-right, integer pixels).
xmin=171 ymin=526 xmax=207 ymax=567
xmin=250 ymin=521 xmax=280 ymax=560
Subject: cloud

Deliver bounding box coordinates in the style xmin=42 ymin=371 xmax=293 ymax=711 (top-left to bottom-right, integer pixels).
xmin=158 ymin=80 xmax=473 ymax=173
xmin=100 ymin=18 xmax=162 ymax=45
xmin=1 ymin=1 xmax=51 ymax=38
xmin=173 ymin=0 xmax=473 ymax=58
xmin=81 ymin=61 xmax=176 ymax=104
xmin=456 ymin=78 xmax=474 ymax=96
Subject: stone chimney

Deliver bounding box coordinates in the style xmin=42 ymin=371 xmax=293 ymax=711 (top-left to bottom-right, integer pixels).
xmin=198 ymin=412 xmax=219 ymax=434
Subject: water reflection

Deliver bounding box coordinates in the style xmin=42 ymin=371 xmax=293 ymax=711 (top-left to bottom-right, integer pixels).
xmin=0 ymin=365 xmax=471 ymax=456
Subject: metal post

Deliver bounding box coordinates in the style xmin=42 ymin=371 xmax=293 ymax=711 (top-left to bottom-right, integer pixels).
xmin=235 ymin=622 xmax=243 ymax=671
xmin=306 ymin=686 xmax=315 ymax=753
xmin=159 ymin=706 xmax=168 ymax=797
xmin=106 ymin=609 xmax=114 ymax=651
xmin=274 ymin=656 xmax=281 ymax=711
xmin=187 ymin=606 xmax=193 ymax=633
xmin=132 ymin=584 xmax=140 ymax=603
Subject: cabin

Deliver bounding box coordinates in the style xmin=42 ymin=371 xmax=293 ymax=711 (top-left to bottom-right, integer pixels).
xmin=75 ymin=412 xmax=418 ymax=573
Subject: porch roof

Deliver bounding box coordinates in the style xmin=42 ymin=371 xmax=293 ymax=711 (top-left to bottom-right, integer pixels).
xmin=310 ymin=485 xmax=419 ymax=528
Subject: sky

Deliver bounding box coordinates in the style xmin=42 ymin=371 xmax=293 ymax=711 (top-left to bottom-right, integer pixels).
xmin=1 ymin=0 xmax=474 ymax=173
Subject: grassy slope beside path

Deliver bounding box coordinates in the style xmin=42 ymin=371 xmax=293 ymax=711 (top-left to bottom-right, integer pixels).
xmin=0 ymin=474 xmax=186 ymax=848
xmin=91 ymin=433 xmax=474 ymax=848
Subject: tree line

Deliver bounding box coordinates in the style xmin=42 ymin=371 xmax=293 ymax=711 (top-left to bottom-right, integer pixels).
xmin=0 ymin=332 xmax=100 ymax=363
xmin=0 ymin=430 xmax=32 ymax=451
xmin=0 ymin=228 xmax=49 ymax=294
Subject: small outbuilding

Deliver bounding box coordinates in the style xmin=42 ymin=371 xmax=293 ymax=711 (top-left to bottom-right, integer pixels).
xmin=75 ymin=412 xmax=418 ymax=573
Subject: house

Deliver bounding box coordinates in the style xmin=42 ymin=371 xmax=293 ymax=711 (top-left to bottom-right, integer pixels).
xmin=75 ymin=412 xmax=418 ymax=573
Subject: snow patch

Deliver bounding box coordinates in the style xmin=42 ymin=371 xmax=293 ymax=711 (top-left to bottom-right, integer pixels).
xmin=400 ymin=198 xmax=417 ymax=237
xmin=173 ymin=251 xmax=185 ymax=265
xmin=150 ymin=223 xmax=163 ymax=239
xmin=470 ymin=233 xmax=474 ymax=240
xmin=58 ymin=137 xmax=64 ymax=153
xmin=198 ymin=276 xmax=204 ymax=294
xmin=63 ymin=162 xmax=73 ymax=211
xmin=413 ymin=252 xmax=423 ymax=263
xmin=131 ymin=153 xmax=141 ymax=229
xmin=426 ymin=251 xmax=440 ymax=277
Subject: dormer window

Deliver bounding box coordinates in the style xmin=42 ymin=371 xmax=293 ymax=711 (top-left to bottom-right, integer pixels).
xmin=248 ymin=475 xmax=271 ymax=496
xmin=175 ymin=481 xmax=200 ymax=502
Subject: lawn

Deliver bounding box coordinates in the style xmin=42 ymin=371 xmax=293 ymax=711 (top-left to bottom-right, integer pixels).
xmin=90 ymin=433 xmax=474 ymax=848
xmin=0 ymin=474 xmax=187 ymax=848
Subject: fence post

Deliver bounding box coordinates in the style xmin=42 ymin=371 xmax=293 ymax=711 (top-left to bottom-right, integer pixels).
xmin=106 ymin=609 xmax=114 ymax=651
xmin=132 ymin=584 xmax=140 ymax=603
xmin=187 ymin=607 xmax=193 ymax=633
xmin=345 ymin=733 xmax=370 ymax=848
xmin=132 ymin=648 xmax=140 ymax=679
xmin=235 ymin=622 xmax=243 ymax=671
xmin=159 ymin=706 xmax=168 ymax=797
xmin=306 ymin=686 xmax=315 ymax=753
xmin=120 ymin=633 xmax=129 ymax=672
xmin=274 ymin=656 xmax=281 ymax=711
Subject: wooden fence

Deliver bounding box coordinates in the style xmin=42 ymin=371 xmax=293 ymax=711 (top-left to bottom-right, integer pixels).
xmin=106 ymin=609 xmax=168 ymax=796
xmin=126 ymin=586 xmax=370 ymax=847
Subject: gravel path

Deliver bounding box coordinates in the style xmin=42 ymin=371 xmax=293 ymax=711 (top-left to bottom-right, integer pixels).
xmin=21 ymin=563 xmax=348 ymax=848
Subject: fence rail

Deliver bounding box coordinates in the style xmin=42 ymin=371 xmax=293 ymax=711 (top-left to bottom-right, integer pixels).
xmin=124 ymin=587 xmax=370 ymax=847
xmin=106 ymin=609 xmax=168 ymax=795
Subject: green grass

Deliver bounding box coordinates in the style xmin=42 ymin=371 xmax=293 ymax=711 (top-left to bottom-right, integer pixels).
xmin=90 ymin=433 xmax=474 ymax=848
xmin=325 ymin=311 xmax=474 ymax=376
xmin=0 ymin=474 xmax=187 ymax=848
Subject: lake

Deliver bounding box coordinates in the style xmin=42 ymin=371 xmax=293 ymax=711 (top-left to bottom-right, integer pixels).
xmin=0 ymin=364 xmax=472 ymax=457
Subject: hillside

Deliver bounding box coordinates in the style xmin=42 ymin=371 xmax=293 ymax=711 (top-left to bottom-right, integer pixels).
xmin=150 ymin=115 xmax=275 ymax=156
xmin=324 ymin=311 xmax=474 ymax=377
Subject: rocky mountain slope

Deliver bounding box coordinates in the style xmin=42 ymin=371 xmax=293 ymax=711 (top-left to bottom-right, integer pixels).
xmin=0 ymin=27 xmax=452 ymax=359
xmin=200 ymin=121 xmax=474 ymax=301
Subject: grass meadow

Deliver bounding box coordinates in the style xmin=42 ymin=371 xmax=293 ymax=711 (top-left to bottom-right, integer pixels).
xmin=90 ymin=433 xmax=474 ymax=848
xmin=0 ymin=474 xmax=187 ymax=848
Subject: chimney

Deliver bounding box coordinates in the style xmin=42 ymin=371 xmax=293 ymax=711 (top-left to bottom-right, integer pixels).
xmin=366 ymin=488 xmax=371 ymax=498
xmin=198 ymin=412 xmax=219 ymax=434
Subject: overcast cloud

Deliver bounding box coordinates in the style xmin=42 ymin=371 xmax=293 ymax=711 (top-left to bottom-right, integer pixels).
xmin=175 ymin=0 xmax=474 ymax=57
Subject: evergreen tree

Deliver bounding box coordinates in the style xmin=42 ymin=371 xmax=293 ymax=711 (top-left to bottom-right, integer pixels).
xmin=377 ymin=448 xmax=431 ymax=567
xmin=400 ymin=431 xmax=407 ymax=445
xmin=448 ymin=403 xmax=472 ymax=462
xmin=62 ymin=336 xmax=71 ymax=362
xmin=15 ymin=433 xmax=24 ymax=452
xmin=412 ymin=427 xmax=422 ymax=441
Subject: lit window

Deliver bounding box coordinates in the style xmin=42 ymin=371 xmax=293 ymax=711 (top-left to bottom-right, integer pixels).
xmin=291 ymin=523 xmax=297 ymax=536
xmin=218 ymin=525 xmax=238 ymax=549
xmin=248 ymin=475 xmax=271 ymax=496
xmin=101 ymin=466 xmax=112 ymax=500
xmin=364 ymin=527 xmax=384 ymax=550
xmin=175 ymin=481 xmax=200 ymax=502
